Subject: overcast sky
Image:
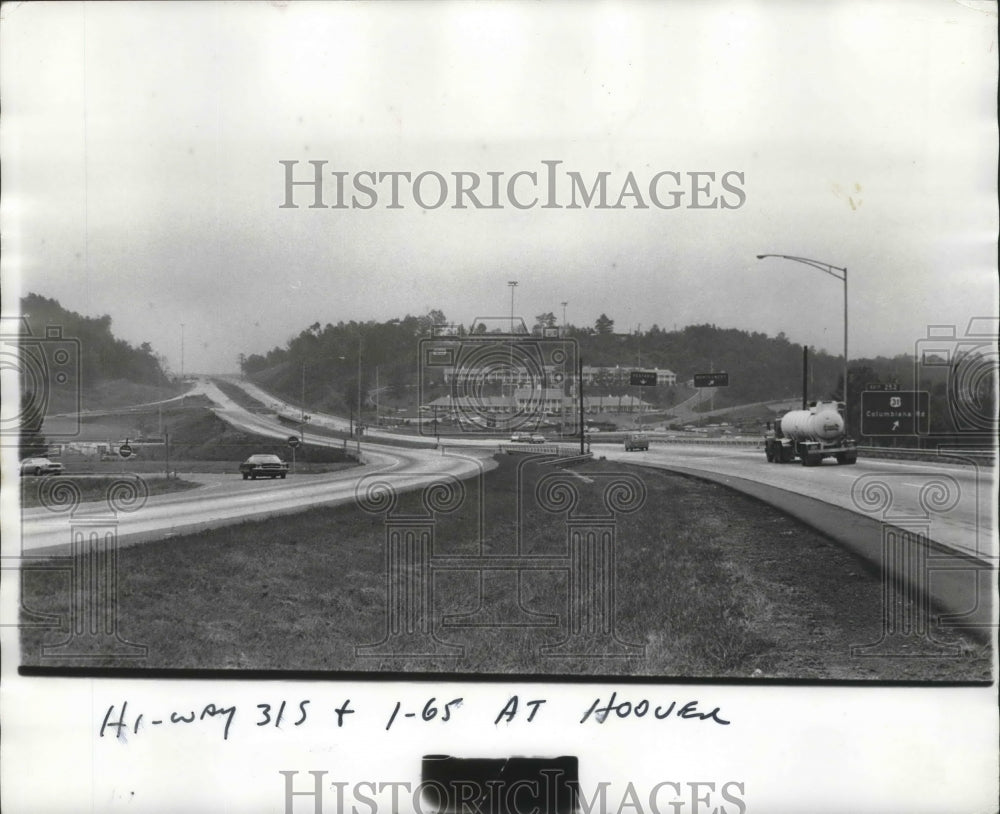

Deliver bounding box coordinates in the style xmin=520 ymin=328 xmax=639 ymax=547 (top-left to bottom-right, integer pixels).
xmin=2 ymin=1 xmax=997 ymax=374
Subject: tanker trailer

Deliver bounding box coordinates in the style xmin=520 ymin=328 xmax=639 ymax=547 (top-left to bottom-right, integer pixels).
xmin=764 ymin=401 xmax=857 ymax=466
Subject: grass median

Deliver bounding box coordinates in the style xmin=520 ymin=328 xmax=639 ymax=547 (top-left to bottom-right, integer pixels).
xmin=19 ymin=455 xmax=989 ymax=679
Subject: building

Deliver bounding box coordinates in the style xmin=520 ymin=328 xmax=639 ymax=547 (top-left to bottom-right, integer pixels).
xmin=440 ymin=364 xmax=677 ymax=388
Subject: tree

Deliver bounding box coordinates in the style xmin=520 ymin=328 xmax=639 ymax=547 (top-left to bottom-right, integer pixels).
xmin=533 ymin=312 xmax=557 ymax=334
xmin=595 ymin=313 xmax=615 ymax=335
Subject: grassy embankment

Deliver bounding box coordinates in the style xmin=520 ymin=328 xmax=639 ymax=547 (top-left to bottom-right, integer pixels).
xmin=20 ymin=455 xmax=989 ymax=680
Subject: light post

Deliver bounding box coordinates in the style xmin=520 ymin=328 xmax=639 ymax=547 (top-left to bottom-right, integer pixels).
xmin=356 ymin=331 xmax=363 ymax=453
xmin=508 ymin=280 xmax=518 ymax=333
xmin=300 ymin=362 xmax=309 ymax=444
xmin=507 ymin=280 xmax=518 ymax=401
xmin=561 ymin=301 xmax=568 ymax=336
xmin=756 ymin=254 xmax=848 ymax=410
xmin=180 ymin=323 xmax=185 ymax=380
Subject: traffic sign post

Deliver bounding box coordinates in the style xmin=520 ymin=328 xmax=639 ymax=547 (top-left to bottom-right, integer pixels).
xmin=693 ymin=372 xmax=729 ymax=388
xmin=118 ymin=441 xmax=133 ymax=460
xmin=861 ymin=391 xmax=929 ymax=436
xmin=287 ymin=434 xmax=301 ymax=472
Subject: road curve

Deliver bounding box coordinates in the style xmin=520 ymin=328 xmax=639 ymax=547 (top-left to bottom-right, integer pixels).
xmin=596 ymin=442 xmax=995 ymax=562
xmin=18 ymin=378 xmax=494 ymax=556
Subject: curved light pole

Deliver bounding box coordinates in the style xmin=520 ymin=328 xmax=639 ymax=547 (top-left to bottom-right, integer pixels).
xmin=756 ymin=254 xmax=848 ymax=409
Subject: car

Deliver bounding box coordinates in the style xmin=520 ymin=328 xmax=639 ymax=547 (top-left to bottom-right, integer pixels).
xmin=510 ymin=432 xmax=532 ymax=443
xmin=529 ymin=433 xmax=546 ymax=444
xmin=239 ymin=454 xmax=289 ymax=480
xmin=624 ymin=433 xmax=649 ymax=452
xmin=20 ymin=457 xmax=65 ymax=476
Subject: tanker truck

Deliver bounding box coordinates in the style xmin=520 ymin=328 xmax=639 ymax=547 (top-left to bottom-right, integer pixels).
xmin=764 ymin=401 xmax=858 ymax=466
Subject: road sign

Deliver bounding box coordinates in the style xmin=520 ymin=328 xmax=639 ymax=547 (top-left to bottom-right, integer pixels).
xmin=693 ymin=372 xmax=729 ymax=388
xmin=861 ymin=391 xmax=930 ymax=435
xmin=287 ymin=435 xmax=301 ymax=448
xmin=118 ymin=442 xmax=133 ymax=459
xmin=629 ymin=370 xmax=658 ymax=386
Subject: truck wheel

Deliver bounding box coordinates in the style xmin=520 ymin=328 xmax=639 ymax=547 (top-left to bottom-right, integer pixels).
xmin=242 ymin=473 xmax=249 ymax=480
xmin=280 ymin=473 xmax=286 ymax=479
xmin=251 ymin=473 xmax=257 ymax=480
xmin=835 ymin=453 xmax=847 ymax=465
xmin=765 ymin=447 xmax=774 ymax=462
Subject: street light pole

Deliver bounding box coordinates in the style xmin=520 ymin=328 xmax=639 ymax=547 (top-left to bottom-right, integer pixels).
xmin=508 ymin=280 xmax=518 ymax=333
xmin=756 ymin=254 xmax=849 ymax=410
xmin=300 ymin=362 xmax=307 ymax=444
xmin=357 ymin=331 xmax=363 ymax=453
xmin=561 ymin=301 xmax=568 ymax=335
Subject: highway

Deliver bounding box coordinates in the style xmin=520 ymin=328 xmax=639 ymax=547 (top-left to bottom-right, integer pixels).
xmin=596 ymin=442 xmax=995 ymax=563
xmin=212 ymin=377 xmax=997 ymax=563
xmin=19 ymin=378 xmax=493 ymax=556
xmin=20 ymin=377 xmax=995 ymax=567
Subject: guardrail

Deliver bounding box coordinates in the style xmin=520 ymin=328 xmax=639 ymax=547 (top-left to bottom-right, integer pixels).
xmin=497 ymin=443 xmax=586 ymax=457
xmin=640 ymin=437 xmax=995 ymax=465
xmin=856 ymin=445 xmax=996 ymax=466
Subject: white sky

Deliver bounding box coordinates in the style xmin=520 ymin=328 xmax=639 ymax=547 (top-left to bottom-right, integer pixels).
xmin=2 ymin=0 xmax=997 ymax=373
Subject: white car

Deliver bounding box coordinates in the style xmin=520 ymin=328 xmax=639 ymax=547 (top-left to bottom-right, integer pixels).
xmin=510 ymin=432 xmax=532 ymax=443
xmin=20 ymin=457 xmax=65 ymax=476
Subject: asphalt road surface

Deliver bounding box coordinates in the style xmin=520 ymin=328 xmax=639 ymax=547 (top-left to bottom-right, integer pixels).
xmin=21 ymin=377 xmax=994 ymax=567
xmin=598 ymin=443 xmax=994 ymax=562
xmin=19 ymin=378 xmax=493 ymax=556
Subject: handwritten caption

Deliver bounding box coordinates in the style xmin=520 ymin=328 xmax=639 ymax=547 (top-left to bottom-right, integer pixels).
xmin=99 ymin=692 xmax=730 ymax=742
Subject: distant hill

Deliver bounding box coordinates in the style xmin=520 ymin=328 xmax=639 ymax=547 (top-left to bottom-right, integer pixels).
xmin=21 ymin=293 xmax=172 ymax=393
xmin=16 ymin=294 xmax=178 ymax=454
xmin=241 ymin=313 xmax=994 ymax=442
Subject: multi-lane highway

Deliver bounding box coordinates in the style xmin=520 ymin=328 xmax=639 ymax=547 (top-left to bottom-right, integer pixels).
xmin=19 ymin=378 xmax=493 ymax=556
xmin=597 ymin=443 xmax=995 ymax=562
xmin=20 ymin=377 xmax=996 ymax=569
xmin=208 ymin=377 xmax=998 ymax=563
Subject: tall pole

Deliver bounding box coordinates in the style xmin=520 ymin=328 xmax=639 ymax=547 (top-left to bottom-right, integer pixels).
xmin=756 ymin=253 xmax=849 ymax=415
xmin=357 ymin=331 xmax=362 ymax=452
xmin=180 ymin=323 xmax=185 ymax=380
xmin=507 ymin=280 xmax=518 ymax=403
xmin=843 ymin=270 xmax=848 ymax=408
xmin=579 ymin=355 xmax=585 ymax=455
xmin=301 ymin=362 xmax=306 ymax=443
xmin=508 ymin=280 xmax=518 ymax=333
xmin=561 ymin=301 xmax=568 ymax=335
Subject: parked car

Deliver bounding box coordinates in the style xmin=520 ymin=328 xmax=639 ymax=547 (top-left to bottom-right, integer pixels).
xmin=20 ymin=457 xmax=65 ymax=476
xmin=510 ymin=432 xmax=532 ymax=443
xmin=239 ymin=454 xmax=289 ymax=480
xmin=624 ymin=433 xmax=649 ymax=452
